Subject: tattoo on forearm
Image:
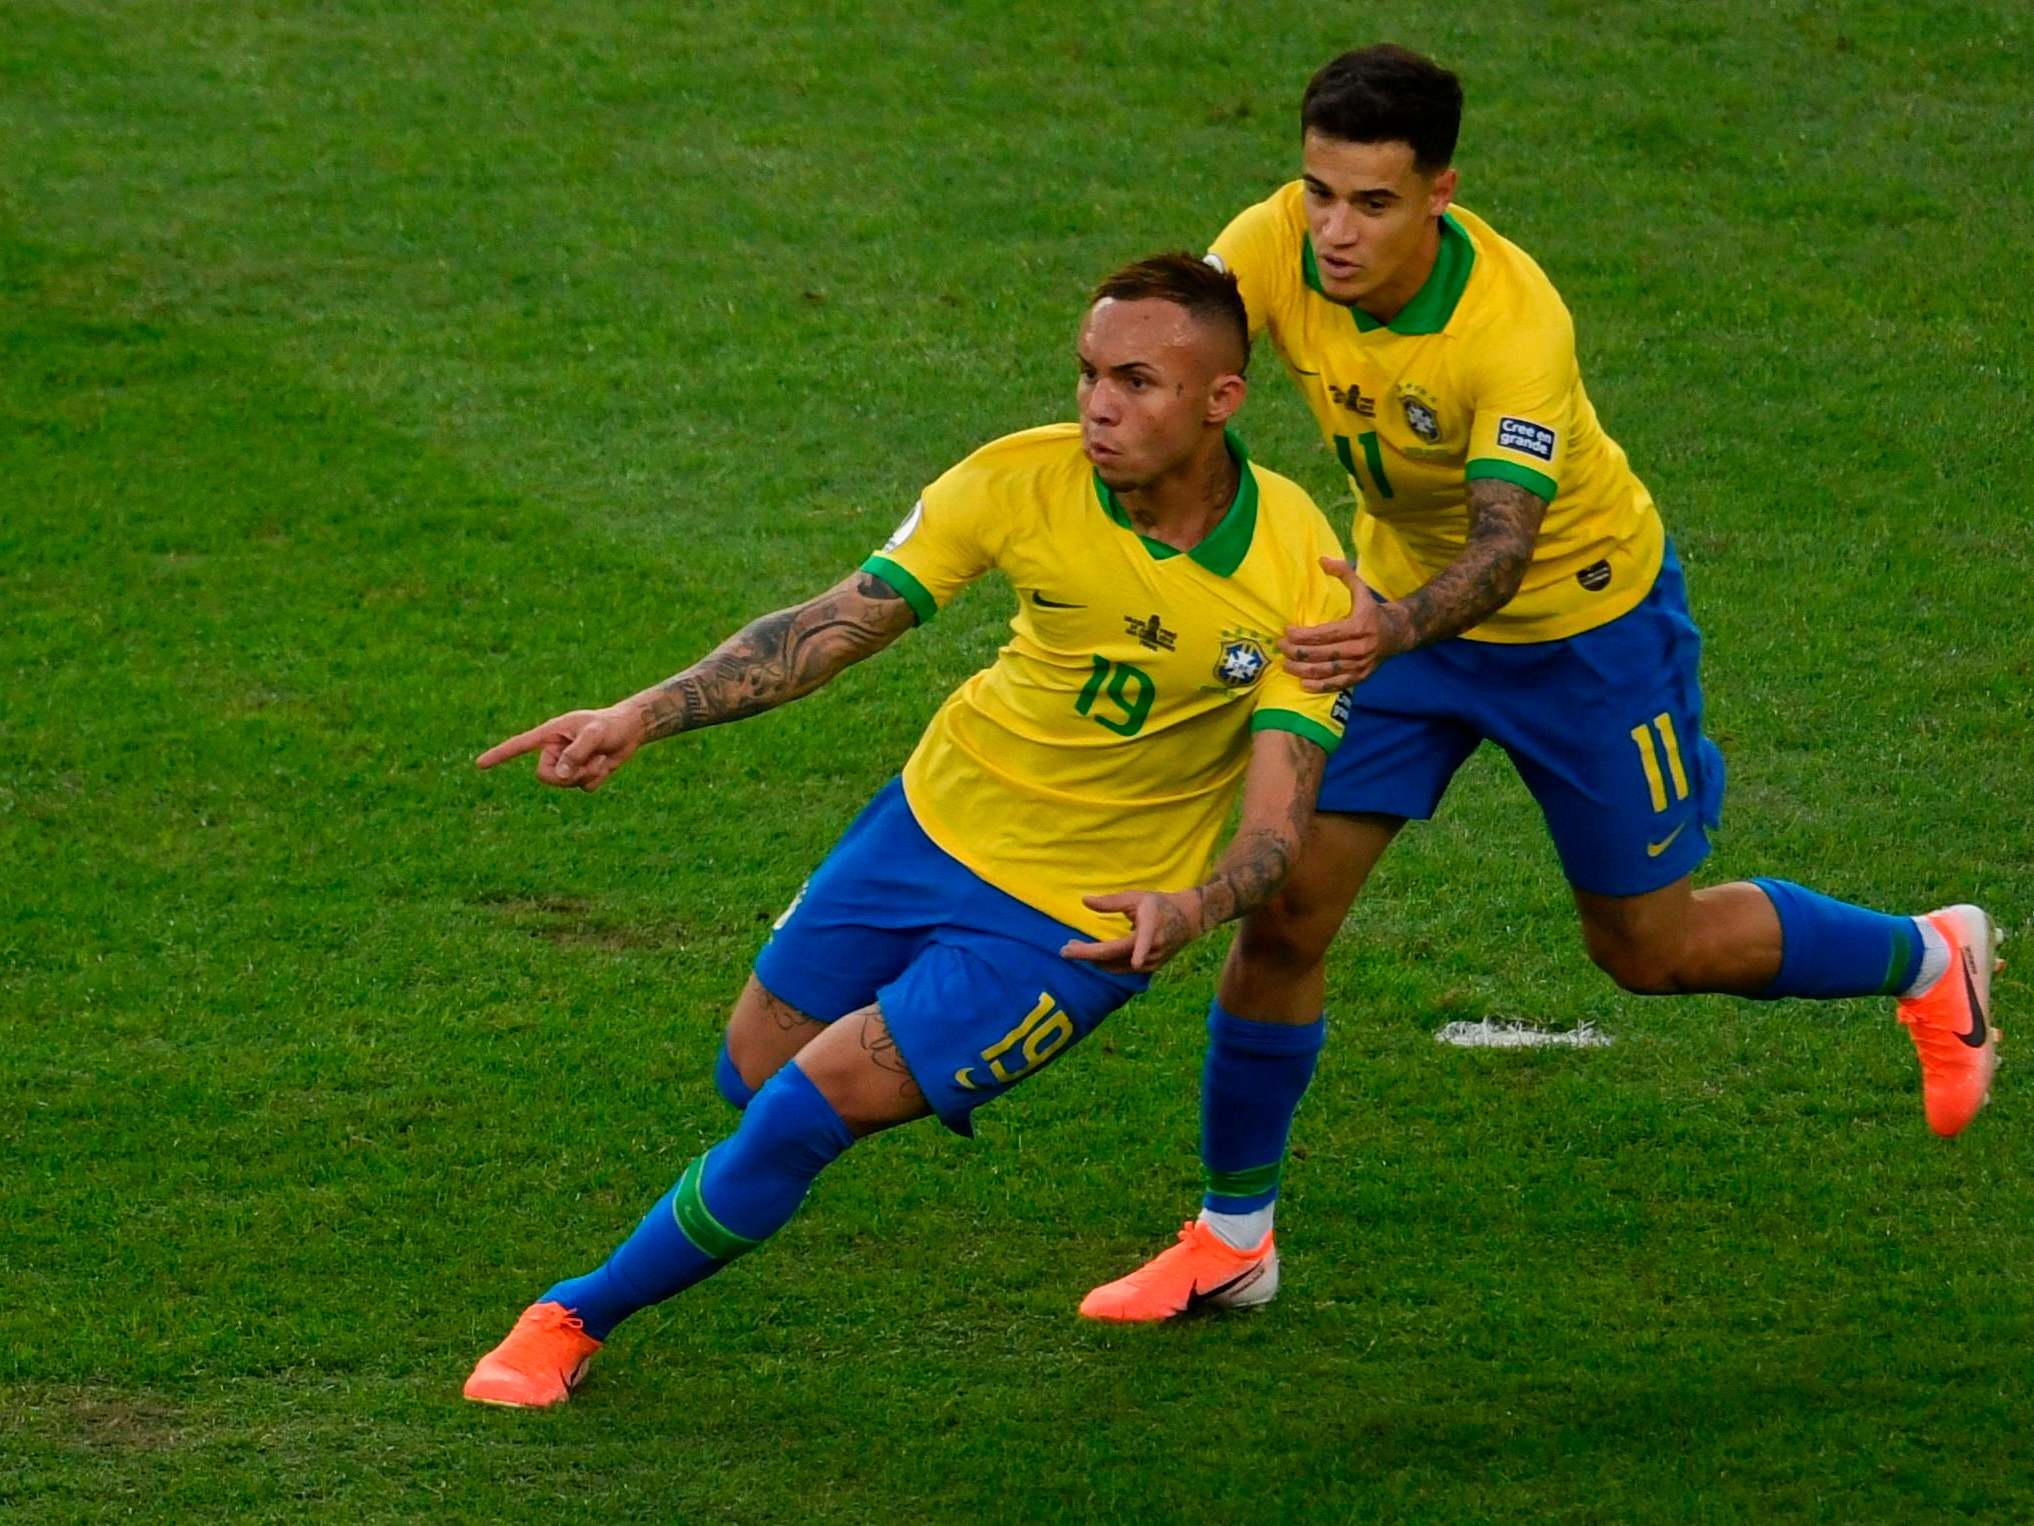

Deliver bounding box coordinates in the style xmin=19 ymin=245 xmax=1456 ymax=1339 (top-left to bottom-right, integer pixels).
xmin=1194 ymin=734 xmax=1325 ymax=928
xmin=1195 ymin=828 xmax=1294 ymax=929
xmin=1283 ymin=732 xmax=1326 ymax=838
xmin=1384 ymin=479 xmax=1546 ymax=651
xmin=637 ymin=573 xmax=912 ymax=740
xmin=1149 ymin=897 xmax=1195 ymax=956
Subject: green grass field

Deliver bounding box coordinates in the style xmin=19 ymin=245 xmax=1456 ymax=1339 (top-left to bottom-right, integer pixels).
xmin=5 ymin=2 xmax=2031 ymax=1518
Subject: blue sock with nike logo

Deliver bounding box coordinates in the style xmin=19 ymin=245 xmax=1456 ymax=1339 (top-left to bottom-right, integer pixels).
xmin=1752 ymin=878 xmax=1933 ymax=998
xmin=540 ymin=1064 xmax=854 ymax=1339
xmin=1198 ymin=1004 xmax=1325 ymax=1249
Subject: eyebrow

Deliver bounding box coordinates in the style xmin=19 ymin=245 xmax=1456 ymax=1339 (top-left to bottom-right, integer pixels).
xmin=1076 ymin=349 xmax=1162 ymax=377
xmin=1303 ymin=175 xmax=1401 ymax=202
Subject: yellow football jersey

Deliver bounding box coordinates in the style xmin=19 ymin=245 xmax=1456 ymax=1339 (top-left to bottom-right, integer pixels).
xmin=1212 ymin=184 xmax=1664 ymax=642
xmin=862 ymin=424 xmax=1349 ymax=938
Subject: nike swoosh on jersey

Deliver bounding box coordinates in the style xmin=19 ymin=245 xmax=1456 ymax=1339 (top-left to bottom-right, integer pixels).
xmin=1029 ymin=591 xmax=1084 ymax=609
xmin=1956 ymin=950 xmax=1989 ymax=1047
xmin=1645 ymin=823 xmax=1687 ymax=858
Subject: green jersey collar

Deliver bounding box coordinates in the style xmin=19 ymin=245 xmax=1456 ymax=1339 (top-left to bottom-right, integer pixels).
xmin=1093 ymin=428 xmax=1258 ymax=577
xmin=1302 ymin=210 xmax=1475 ymax=335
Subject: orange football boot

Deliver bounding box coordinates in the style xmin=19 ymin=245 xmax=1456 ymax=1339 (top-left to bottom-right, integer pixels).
xmin=463 ymin=1301 xmax=602 ymax=1408
xmin=1897 ymin=905 xmax=2003 ymax=1138
xmin=1079 ymin=1220 xmax=1279 ymax=1323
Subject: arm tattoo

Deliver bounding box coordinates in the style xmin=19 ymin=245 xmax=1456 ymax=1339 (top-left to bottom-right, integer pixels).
xmin=1381 ymin=479 xmax=1547 ymax=652
xmin=1193 ymin=734 xmax=1326 ymax=928
xmin=637 ymin=572 xmax=913 ymax=741
xmin=1192 ymin=828 xmax=1292 ymax=930
xmin=1147 ymin=896 xmax=1195 ymax=953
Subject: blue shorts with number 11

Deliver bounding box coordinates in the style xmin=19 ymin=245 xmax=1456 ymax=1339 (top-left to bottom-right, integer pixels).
xmin=1322 ymin=542 xmax=1725 ymax=897
xmin=752 ymin=778 xmax=1148 ymax=1136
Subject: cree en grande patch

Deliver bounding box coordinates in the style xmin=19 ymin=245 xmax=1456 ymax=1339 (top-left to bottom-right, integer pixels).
xmin=1496 ymin=417 xmax=1557 ymax=461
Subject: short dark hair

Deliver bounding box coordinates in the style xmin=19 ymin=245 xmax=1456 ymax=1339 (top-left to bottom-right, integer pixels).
xmin=1301 ymin=44 xmax=1462 ymax=173
xmin=1089 ymin=252 xmax=1250 ymax=375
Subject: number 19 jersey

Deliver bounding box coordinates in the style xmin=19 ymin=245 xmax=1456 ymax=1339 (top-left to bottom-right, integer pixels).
xmin=862 ymin=424 xmax=1349 ymax=938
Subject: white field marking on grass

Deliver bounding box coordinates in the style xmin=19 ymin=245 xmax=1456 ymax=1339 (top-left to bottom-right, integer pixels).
xmin=1434 ymin=1019 xmax=1615 ymax=1050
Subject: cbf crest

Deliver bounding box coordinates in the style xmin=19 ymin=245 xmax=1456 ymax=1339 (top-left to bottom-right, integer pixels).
xmin=1397 ymin=382 xmax=1443 ymax=444
xmin=1214 ymin=629 xmax=1270 ymax=689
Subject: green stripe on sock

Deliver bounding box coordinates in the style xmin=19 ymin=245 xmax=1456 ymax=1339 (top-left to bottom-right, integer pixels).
xmin=1203 ymin=1160 xmax=1282 ymax=1200
xmin=1881 ymin=925 xmax=1921 ymax=995
xmin=670 ymin=1154 xmax=760 ymax=1262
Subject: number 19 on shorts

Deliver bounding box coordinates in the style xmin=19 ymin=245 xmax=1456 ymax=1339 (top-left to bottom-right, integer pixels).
xmin=951 ymin=992 xmax=1075 ymax=1093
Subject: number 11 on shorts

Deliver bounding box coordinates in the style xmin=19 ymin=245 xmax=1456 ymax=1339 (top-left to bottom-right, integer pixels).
xmin=1629 ymin=712 xmax=1689 ymax=813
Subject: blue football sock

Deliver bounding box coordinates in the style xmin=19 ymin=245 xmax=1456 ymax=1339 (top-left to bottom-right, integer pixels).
xmin=1752 ymin=878 xmax=1924 ymax=999
xmin=693 ymin=1063 xmax=855 ymax=1242
xmin=1200 ymin=1003 xmax=1326 ymax=1217
xmin=541 ymin=1064 xmax=854 ymax=1340
xmin=542 ymin=1180 xmax=718 ymax=1341
xmin=715 ymin=1041 xmax=757 ymax=1111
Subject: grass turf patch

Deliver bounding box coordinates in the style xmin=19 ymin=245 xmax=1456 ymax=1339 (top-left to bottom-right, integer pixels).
xmin=3 ymin=1 xmax=2030 ymax=1517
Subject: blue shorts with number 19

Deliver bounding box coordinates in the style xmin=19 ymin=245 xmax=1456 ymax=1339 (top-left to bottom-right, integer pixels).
xmin=752 ymin=778 xmax=1148 ymax=1136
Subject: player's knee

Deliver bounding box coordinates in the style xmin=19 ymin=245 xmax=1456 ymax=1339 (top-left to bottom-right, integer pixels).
xmin=722 ymin=1022 xmax=779 ymax=1094
xmin=1583 ymin=927 xmax=1690 ymax=995
xmin=741 ymin=1065 xmax=856 ymax=1174
xmin=725 ymin=979 xmax=826 ymax=1095
xmin=714 ymin=1041 xmax=757 ymax=1111
xmin=1234 ymin=889 xmax=1339 ymax=979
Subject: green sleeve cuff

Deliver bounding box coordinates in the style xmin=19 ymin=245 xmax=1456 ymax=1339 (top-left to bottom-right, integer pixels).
xmin=1251 ymin=708 xmax=1342 ymax=754
xmin=860 ymin=554 xmax=936 ymax=625
xmin=1465 ymin=458 xmax=1558 ymax=503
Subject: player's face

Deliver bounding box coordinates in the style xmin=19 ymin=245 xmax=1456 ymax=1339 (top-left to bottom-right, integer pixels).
xmin=1300 ymin=130 xmax=1458 ymax=307
xmin=1075 ymin=298 xmax=1240 ymax=490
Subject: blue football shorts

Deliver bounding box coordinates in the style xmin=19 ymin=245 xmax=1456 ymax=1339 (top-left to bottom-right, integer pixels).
xmin=1320 ymin=542 xmax=1725 ymax=897
xmin=751 ymin=777 xmax=1148 ymax=1136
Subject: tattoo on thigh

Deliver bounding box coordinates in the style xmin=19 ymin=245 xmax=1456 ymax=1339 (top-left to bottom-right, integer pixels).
xmin=855 ymin=1008 xmax=922 ymax=1099
xmin=758 ymin=987 xmax=810 ymax=1032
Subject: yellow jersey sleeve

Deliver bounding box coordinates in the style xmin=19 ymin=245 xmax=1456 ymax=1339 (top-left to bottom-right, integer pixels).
xmin=1462 ymin=314 xmax=1577 ymax=505
xmin=1209 ymin=194 xmax=1299 ymax=341
xmin=1247 ymin=519 xmax=1352 ymax=756
xmin=859 ymin=452 xmax=1006 ymax=624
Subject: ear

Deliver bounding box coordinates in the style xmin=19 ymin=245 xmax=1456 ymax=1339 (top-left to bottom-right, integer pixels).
xmin=1428 ymin=166 xmax=1459 ymax=219
xmin=1205 ymin=369 xmax=1247 ymax=427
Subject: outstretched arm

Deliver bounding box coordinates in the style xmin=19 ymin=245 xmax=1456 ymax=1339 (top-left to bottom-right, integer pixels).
xmin=476 ymin=570 xmax=915 ymax=791
xmin=1280 ymin=477 xmax=1549 ymax=691
xmin=634 ymin=570 xmax=914 ymax=740
xmin=1062 ymin=729 xmax=1327 ymax=975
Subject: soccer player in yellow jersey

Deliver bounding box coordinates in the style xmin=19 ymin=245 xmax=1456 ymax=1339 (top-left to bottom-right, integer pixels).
xmin=457 ymin=254 xmax=1351 ymax=1405
xmin=1083 ymin=45 xmax=2001 ymax=1323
